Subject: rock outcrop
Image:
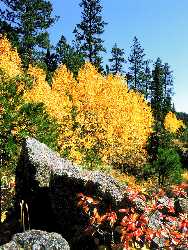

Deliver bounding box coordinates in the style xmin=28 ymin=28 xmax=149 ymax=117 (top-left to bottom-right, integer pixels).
xmin=0 ymin=230 xmax=70 ymax=250
xmin=15 ymin=138 xmax=130 ymax=246
xmin=14 ymin=137 xmax=187 ymax=249
xmin=18 ymin=137 xmax=127 ymax=203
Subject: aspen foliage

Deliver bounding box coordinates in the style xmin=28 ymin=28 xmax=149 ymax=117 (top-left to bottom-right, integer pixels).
xmin=164 ymin=112 xmax=185 ymax=133
xmin=0 ymin=35 xmax=60 ymax=172
xmin=1 ymin=35 xmax=154 ymax=168
xmin=0 ymin=35 xmax=22 ymax=79
xmin=25 ymin=61 xmax=154 ymax=167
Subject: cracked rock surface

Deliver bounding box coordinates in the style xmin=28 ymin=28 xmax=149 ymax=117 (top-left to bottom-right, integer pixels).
xmin=0 ymin=230 xmax=70 ymax=250
xmin=23 ymin=137 xmax=127 ymax=205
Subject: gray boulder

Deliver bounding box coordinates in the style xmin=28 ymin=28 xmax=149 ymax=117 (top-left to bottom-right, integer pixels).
xmin=20 ymin=137 xmax=126 ymax=203
xmin=15 ymin=137 xmax=146 ymax=246
xmin=21 ymin=137 xmax=147 ymax=208
xmin=0 ymin=230 xmax=70 ymax=250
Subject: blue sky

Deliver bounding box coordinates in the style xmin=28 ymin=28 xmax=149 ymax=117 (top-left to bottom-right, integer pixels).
xmin=48 ymin=0 xmax=188 ymax=113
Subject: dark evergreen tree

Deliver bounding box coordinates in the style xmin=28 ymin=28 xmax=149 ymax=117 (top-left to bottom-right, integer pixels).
xmin=105 ymin=64 xmax=110 ymax=75
xmin=164 ymin=63 xmax=173 ymax=97
xmin=146 ymin=128 xmax=182 ymax=186
xmin=0 ymin=19 xmax=19 ymax=48
xmin=150 ymin=58 xmax=165 ymax=122
xmin=150 ymin=59 xmax=174 ymax=122
xmin=176 ymin=112 xmax=188 ymax=125
xmin=0 ymin=0 xmax=57 ymax=66
xmin=172 ymin=103 xmax=176 ymax=113
xmin=73 ymin=0 xmax=107 ymax=71
xmin=128 ymin=36 xmax=145 ymax=91
xmin=163 ymin=95 xmax=172 ymax=116
xmin=163 ymin=63 xmax=174 ymax=114
xmin=43 ymin=48 xmax=58 ymax=73
xmin=56 ymin=35 xmax=85 ymax=77
xmin=109 ymin=43 xmax=126 ymax=75
xmin=142 ymin=60 xmax=152 ymax=100
xmin=40 ymin=48 xmax=58 ymax=84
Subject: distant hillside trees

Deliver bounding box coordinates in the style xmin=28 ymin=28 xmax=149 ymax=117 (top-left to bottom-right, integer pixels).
xmin=176 ymin=112 xmax=188 ymax=125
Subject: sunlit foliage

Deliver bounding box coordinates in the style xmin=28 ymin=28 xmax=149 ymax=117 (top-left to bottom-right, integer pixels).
xmin=0 ymin=35 xmax=60 ymax=172
xmin=1 ymin=35 xmax=154 ymax=169
xmin=25 ymin=61 xmax=154 ymax=168
xmin=0 ymin=35 xmax=22 ymax=79
xmin=164 ymin=112 xmax=185 ymax=133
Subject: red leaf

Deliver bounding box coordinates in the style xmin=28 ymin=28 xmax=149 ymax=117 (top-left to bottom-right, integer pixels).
xmin=139 ymin=214 xmax=148 ymax=224
xmin=155 ymin=231 xmax=161 ymax=237
xmin=168 ymin=207 xmax=175 ymax=213
xmin=166 ymin=216 xmax=176 ymax=222
xmin=134 ymin=228 xmax=142 ymax=238
xmin=157 ymin=204 xmax=163 ymax=209
xmin=146 ymin=229 xmax=154 ymax=241
xmin=179 ymin=220 xmax=188 ymax=230
xmin=127 ymin=222 xmax=136 ymax=231
xmin=171 ymin=231 xmax=182 ymax=239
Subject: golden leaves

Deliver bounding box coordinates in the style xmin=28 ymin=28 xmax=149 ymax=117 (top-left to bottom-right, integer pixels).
xmin=164 ymin=112 xmax=185 ymax=133
xmin=0 ymin=35 xmax=22 ymax=79
xmin=53 ymin=63 xmax=153 ymax=166
xmin=1 ymin=35 xmax=154 ymax=168
xmin=24 ymin=61 xmax=154 ymax=167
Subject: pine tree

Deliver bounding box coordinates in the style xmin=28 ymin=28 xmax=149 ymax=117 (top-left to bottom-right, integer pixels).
xmin=40 ymin=48 xmax=58 ymax=84
xmin=0 ymin=19 xmax=19 ymax=48
xmin=43 ymin=49 xmax=58 ymax=73
xmin=150 ymin=58 xmax=165 ymax=122
xmin=163 ymin=63 xmax=173 ymax=114
xmin=143 ymin=60 xmax=152 ymax=100
xmin=128 ymin=36 xmax=145 ymax=91
xmin=109 ymin=43 xmax=126 ymax=75
xmin=0 ymin=0 xmax=57 ymax=66
xmin=150 ymin=59 xmax=174 ymax=123
xmin=105 ymin=64 xmax=110 ymax=75
xmin=56 ymin=35 xmax=84 ymax=77
xmin=73 ymin=0 xmax=107 ymax=71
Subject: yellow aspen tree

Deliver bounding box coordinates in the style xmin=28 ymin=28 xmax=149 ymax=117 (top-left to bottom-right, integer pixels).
xmin=164 ymin=112 xmax=185 ymax=133
xmin=0 ymin=35 xmax=22 ymax=79
xmin=53 ymin=62 xmax=153 ymax=167
xmin=0 ymin=36 xmax=60 ymax=174
xmin=23 ymin=55 xmax=154 ymax=168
